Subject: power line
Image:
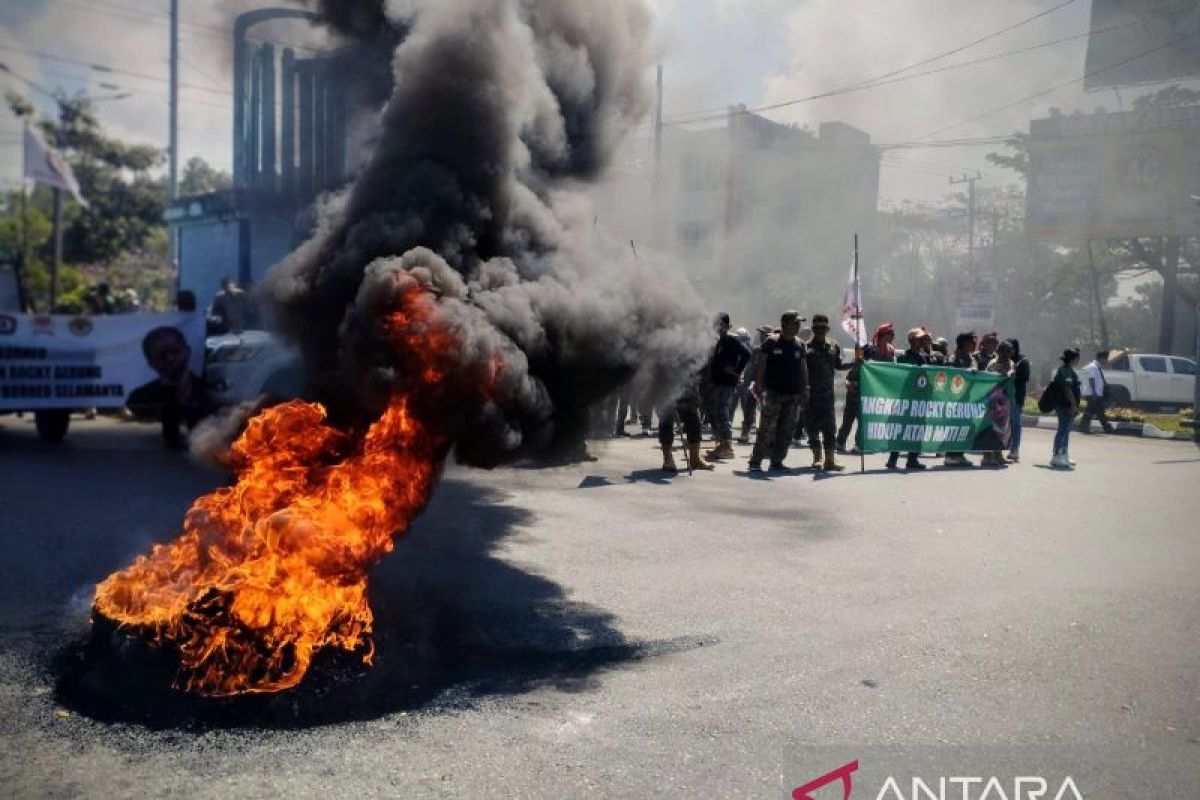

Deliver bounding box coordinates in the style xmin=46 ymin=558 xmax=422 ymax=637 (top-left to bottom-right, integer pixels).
xmin=0 ymin=44 xmax=230 ymax=97
xmin=917 ymin=29 xmax=1200 ymax=141
xmin=0 ymin=62 xmax=59 ymax=102
xmin=53 ymin=0 xmax=324 ymax=55
xmin=656 ymin=0 xmax=1083 ymax=127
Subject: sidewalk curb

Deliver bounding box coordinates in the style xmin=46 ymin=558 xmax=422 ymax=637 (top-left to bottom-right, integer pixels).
xmin=1021 ymin=414 xmax=1195 ymax=442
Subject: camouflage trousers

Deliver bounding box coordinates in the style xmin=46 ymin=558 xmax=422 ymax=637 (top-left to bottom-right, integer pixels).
xmin=750 ymin=392 xmax=802 ymax=466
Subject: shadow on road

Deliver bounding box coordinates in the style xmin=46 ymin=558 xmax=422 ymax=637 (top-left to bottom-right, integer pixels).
xmin=54 ymin=478 xmax=712 ymax=731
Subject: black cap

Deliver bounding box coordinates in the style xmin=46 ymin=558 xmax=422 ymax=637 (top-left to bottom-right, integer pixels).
xmin=715 ymin=312 xmax=730 ymax=327
xmin=781 ymin=310 xmax=800 ymax=325
xmin=811 ymin=314 xmax=830 ymax=326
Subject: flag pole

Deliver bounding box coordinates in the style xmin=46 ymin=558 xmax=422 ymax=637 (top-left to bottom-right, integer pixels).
xmin=51 ymin=186 xmax=63 ymax=312
xmin=855 ymin=232 xmax=865 ymax=475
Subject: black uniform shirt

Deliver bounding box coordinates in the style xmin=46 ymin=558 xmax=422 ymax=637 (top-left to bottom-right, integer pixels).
xmin=709 ymin=334 xmax=752 ymax=387
xmin=761 ymin=337 xmax=806 ymax=395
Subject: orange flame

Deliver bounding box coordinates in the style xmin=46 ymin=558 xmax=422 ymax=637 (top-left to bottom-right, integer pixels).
xmin=94 ymin=283 xmax=485 ymax=696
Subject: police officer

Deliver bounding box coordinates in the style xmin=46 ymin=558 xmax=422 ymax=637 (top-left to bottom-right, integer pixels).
xmin=749 ymin=311 xmax=809 ymax=472
xmin=803 ymin=314 xmax=846 ymax=471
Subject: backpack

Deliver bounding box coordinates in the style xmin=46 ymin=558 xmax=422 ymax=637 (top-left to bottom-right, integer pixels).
xmin=1038 ymin=382 xmax=1060 ymax=413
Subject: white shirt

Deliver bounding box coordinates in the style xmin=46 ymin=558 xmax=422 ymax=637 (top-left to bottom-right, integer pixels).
xmin=1084 ymin=360 xmax=1105 ymax=398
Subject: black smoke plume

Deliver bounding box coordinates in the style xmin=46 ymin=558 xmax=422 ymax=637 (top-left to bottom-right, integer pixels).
xmin=267 ymin=0 xmax=709 ymax=467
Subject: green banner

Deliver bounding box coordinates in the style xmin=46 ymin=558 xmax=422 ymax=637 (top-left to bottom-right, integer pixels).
xmin=858 ymin=362 xmax=1015 ymax=454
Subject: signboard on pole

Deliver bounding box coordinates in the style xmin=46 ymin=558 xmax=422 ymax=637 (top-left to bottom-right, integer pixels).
xmin=1026 ymin=107 xmax=1200 ymax=240
xmin=1084 ymin=0 xmax=1200 ymax=90
xmin=858 ymin=362 xmax=1015 ymax=454
xmin=0 ymin=312 xmax=204 ymax=410
xmin=955 ymin=271 xmax=998 ymax=333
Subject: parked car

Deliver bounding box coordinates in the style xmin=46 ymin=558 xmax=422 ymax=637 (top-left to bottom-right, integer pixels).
xmin=205 ymin=330 xmax=307 ymax=407
xmin=1077 ymin=351 xmax=1197 ymax=409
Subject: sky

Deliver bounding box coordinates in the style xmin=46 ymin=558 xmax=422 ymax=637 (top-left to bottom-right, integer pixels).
xmin=0 ymin=0 xmax=1197 ymax=202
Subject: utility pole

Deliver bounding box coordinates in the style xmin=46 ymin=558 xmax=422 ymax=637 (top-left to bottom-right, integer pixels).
xmin=654 ymin=63 xmax=663 ymax=177
xmin=168 ymin=0 xmax=180 ymax=270
xmin=949 ymin=171 xmax=982 ymax=270
xmin=1086 ymin=240 xmax=1110 ymax=350
xmin=652 ymin=63 xmax=663 ymax=248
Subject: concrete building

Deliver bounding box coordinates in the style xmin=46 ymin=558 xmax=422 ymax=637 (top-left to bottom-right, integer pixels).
xmin=596 ymin=107 xmax=881 ymax=325
xmin=167 ymin=8 xmax=352 ymax=315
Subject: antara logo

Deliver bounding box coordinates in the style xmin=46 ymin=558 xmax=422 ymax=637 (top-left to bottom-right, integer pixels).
xmin=792 ymin=763 xmax=1085 ymax=800
xmin=873 ymin=776 xmax=1084 ymax=800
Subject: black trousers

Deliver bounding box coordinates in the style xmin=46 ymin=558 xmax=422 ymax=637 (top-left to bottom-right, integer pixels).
xmin=1079 ymin=396 xmax=1114 ymax=432
xmin=658 ymin=398 xmax=702 ymax=446
xmin=836 ymin=393 xmax=859 ymax=448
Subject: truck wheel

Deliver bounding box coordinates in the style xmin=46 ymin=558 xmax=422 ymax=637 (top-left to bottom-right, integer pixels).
xmin=35 ymin=409 xmax=71 ymax=443
xmin=1107 ymin=386 xmax=1131 ymax=406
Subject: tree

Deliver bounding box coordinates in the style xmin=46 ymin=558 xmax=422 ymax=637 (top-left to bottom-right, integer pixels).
xmin=4 ymin=92 xmax=170 ymax=310
xmin=180 ymin=156 xmax=233 ymax=196
xmin=986 ymin=86 xmax=1200 ymax=354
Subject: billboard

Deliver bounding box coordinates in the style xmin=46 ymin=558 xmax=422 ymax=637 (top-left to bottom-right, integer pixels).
xmin=1084 ymin=0 xmax=1200 ymax=90
xmin=1025 ymin=107 xmax=1200 ymax=240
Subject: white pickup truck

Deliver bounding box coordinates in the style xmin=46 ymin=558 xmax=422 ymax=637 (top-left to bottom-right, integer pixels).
xmin=1098 ymin=352 xmax=1196 ymax=408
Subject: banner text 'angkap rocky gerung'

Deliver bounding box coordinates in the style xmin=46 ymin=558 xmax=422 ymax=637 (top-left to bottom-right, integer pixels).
xmin=858 ymin=362 xmax=1015 ymax=454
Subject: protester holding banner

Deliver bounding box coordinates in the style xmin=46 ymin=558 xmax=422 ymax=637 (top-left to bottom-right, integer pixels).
xmin=1007 ymin=339 xmax=1030 ymax=463
xmin=945 ymin=332 xmax=979 ymax=467
xmin=982 ymin=342 xmax=1016 ymax=467
xmin=885 ymin=328 xmax=929 ymax=471
xmin=929 ymin=337 xmax=949 ymax=366
xmin=867 ymin=323 xmax=896 ymax=362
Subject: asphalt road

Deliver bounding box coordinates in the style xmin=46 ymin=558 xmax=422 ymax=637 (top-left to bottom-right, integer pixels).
xmin=1 ymin=414 xmax=1197 ymax=799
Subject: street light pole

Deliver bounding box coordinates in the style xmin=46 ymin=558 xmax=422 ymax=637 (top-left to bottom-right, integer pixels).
xmin=168 ymin=0 xmax=179 ymax=270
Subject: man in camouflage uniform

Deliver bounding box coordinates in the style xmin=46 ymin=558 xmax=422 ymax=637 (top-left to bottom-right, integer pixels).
xmin=803 ymin=314 xmax=847 ymax=471
xmin=749 ymin=311 xmax=809 ymax=472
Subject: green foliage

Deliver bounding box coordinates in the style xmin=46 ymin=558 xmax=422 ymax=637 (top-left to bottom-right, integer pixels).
xmin=3 ymin=92 xmax=178 ymax=311
xmin=100 ymin=228 xmax=177 ymax=312
xmin=985 ymin=133 xmax=1028 ymax=178
xmin=180 ymin=157 xmax=233 ymax=196
xmin=1131 ymin=85 xmax=1200 ymax=111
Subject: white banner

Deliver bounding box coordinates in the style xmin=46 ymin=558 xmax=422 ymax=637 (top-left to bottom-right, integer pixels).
xmin=23 ymin=125 xmax=87 ymax=207
xmin=841 ymin=256 xmax=868 ymax=348
xmin=0 ymin=312 xmax=204 ymax=411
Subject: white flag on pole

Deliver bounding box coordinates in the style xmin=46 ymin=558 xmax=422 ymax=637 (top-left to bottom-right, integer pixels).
xmin=23 ymin=125 xmax=87 ymax=207
xmin=841 ymin=255 xmax=867 ymax=347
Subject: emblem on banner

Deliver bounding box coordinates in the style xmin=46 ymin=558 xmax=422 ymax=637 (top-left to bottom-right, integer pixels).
xmin=0 ymin=315 xmax=15 ymax=335
xmin=31 ymin=315 xmax=55 ymax=336
xmin=934 ymin=372 xmax=948 ymax=393
xmin=69 ymin=316 xmax=94 ymax=337
xmin=951 ymin=374 xmax=967 ymax=396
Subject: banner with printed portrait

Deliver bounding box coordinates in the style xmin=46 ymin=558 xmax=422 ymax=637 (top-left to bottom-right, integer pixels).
xmin=858 ymin=362 xmax=1015 ymax=454
xmin=0 ymin=312 xmax=205 ymax=411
